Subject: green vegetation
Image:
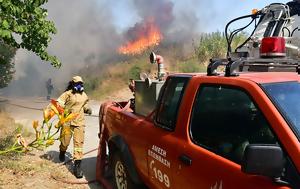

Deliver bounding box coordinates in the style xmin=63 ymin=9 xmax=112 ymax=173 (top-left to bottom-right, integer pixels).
xmin=84 ymin=54 xmax=206 ymax=100
xmin=84 ymin=55 xmax=154 ymax=99
xmin=0 ymin=112 xmax=30 ymax=159
xmin=0 ymin=0 xmax=59 ymax=89
xmin=128 ymin=65 xmax=142 ymax=80
xmin=194 ymin=31 xmax=247 ymax=63
xmin=83 ymin=32 xmax=247 ymax=100
xmin=0 ymin=101 xmax=79 ymax=155
xmin=0 ymin=41 xmax=16 ymax=88
xmin=0 ymin=124 xmax=29 ymax=154
xmin=0 ymin=0 xmax=59 ymax=67
xmin=174 ymin=58 xmax=206 ymax=73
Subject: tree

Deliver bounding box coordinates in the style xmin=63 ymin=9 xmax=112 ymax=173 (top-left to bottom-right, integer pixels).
xmin=194 ymin=32 xmax=247 ymax=63
xmin=0 ymin=40 xmax=15 ymax=88
xmin=0 ymin=0 xmax=60 ymax=67
xmin=195 ymin=32 xmax=227 ymax=63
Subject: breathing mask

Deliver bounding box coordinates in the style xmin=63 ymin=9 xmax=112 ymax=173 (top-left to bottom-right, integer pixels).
xmin=73 ymin=83 xmax=84 ymax=93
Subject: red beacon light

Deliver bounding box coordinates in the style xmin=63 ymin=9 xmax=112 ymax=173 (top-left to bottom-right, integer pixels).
xmin=260 ymin=37 xmax=286 ymax=57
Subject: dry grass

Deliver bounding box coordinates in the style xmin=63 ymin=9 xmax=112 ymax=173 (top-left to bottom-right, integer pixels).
xmin=85 ymin=50 xmax=207 ymax=101
xmin=0 ymin=112 xmax=21 ymax=156
xmin=90 ymin=78 xmax=128 ymax=100
xmin=0 ymin=112 xmax=32 ymax=155
xmin=0 ymin=151 xmax=90 ymax=189
xmin=0 ymin=152 xmax=50 ymax=175
xmin=0 ymin=113 xmax=47 ymax=188
xmin=0 ymin=111 xmax=15 ymax=137
xmin=0 ymin=112 xmax=93 ymax=189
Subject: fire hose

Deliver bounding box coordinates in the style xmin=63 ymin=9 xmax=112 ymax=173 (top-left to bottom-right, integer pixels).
xmin=0 ymin=98 xmax=99 ymax=117
xmin=50 ymin=148 xmax=99 ymax=185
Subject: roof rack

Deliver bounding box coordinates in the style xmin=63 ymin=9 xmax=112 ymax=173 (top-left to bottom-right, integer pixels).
xmin=206 ymin=57 xmax=300 ymax=76
xmin=207 ymin=59 xmax=226 ymax=76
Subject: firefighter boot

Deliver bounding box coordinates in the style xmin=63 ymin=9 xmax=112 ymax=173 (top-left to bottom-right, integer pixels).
xmin=59 ymin=151 xmax=65 ymax=162
xmin=74 ymin=160 xmax=83 ymax=178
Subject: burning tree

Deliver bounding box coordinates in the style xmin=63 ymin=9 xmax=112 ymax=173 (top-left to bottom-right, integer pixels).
xmin=118 ymin=18 xmax=163 ymax=55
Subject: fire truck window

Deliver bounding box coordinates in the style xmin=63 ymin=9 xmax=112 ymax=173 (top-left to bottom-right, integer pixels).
xmin=190 ymin=85 xmax=278 ymax=164
xmin=156 ymin=77 xmax=188 ymax=131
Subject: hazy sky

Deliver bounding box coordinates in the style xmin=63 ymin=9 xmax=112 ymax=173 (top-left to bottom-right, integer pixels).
xmin=107 ymin=0 xmax=290 ymax=33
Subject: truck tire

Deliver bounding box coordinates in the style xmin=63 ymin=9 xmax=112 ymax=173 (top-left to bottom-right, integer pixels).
xmin=112 ymin=152 xmax=138 ymax=189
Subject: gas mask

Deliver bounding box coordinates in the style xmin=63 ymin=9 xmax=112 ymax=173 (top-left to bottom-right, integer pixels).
xmin=73 ymin=83 xmax=84 ymax=93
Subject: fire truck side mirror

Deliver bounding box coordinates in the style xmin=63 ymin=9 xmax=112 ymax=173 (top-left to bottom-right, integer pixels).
xmin=145 ymin=77 xmax=152 ymax=88
xmin=150 ymin=52 xmax=157 ymax=64
xmin=241 ymin=144 xmax=285 ymax=179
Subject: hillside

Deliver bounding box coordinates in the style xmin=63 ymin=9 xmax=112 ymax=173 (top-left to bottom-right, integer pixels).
xmin=82 ymin=53 xmax=206 ymax=100
xmin=79 ymin=32 xmax=246 ymax=100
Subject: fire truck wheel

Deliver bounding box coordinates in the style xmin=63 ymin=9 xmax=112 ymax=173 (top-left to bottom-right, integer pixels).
xmin=112 ymin=152 xmax=137 ymax=189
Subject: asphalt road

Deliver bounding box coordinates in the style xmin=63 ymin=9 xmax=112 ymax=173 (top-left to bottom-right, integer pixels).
xmin=0 ymin=96 xmax=102 ymax=189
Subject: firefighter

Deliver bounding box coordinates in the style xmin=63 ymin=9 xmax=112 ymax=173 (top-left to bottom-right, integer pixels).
xmin=46 ymin=78 xmax=53 ymax=100
xmin=56 ymin=76 xmax=92 ymax=178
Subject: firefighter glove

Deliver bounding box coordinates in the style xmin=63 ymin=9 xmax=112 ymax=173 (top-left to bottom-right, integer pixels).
xmin=84 ymin=108 xmax=92 ymax=115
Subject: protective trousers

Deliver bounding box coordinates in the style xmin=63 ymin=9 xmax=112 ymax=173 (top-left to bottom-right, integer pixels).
xmin=59 ymin=124 xmax=85 ymax=160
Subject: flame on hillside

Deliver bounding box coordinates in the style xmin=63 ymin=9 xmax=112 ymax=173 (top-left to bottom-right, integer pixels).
xmin=118 ymin=19 xmax=163 ymax=55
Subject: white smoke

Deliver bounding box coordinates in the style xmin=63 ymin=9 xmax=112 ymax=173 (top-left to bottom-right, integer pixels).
xmin=2 ymin=0 xmax=285 ymax=97
xmin=3 ymin=0 xmax=122 ymax=96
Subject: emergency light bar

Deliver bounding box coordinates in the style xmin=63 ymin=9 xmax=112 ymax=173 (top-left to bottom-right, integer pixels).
xmin=260 ymin=37 xmax=286 ymax=57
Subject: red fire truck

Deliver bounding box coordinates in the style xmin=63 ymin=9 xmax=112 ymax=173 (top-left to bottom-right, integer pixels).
xmin=96 ymin=1 xmax=300 ymax=189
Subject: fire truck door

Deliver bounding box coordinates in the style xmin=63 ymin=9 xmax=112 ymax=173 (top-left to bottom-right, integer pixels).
xmin=172 ymin=84 xmax=287 ymax=189
xmin=144 ymin=124 xmax=178 ymax=189
xmin=146 ymin=76 xmax=189 ymax=189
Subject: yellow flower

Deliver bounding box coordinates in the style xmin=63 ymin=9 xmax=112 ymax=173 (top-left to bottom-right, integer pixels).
xmin=46 ymin=139 xmax=55 ymax=146
xmin=54 ymin=122 xmax=61 ymax=129
xmin=65 ymin=113 xmax=79 ymax=122
xmin=43 ymin=109 xmax=55 ymax=122
xmin=60 ymin=126 xmax=71 ymax=137
xmin=59 ymin=113 xmax=78 ymax=125
xmin=50 ymin=104 xmax=60 ymax=115
xmin=32 ymin=120 xmax=39 ymax=131
xmin=17 ymin=134 xmax=28 ymax=149
xmin=50 ymin=99 xmax=64 ymax=114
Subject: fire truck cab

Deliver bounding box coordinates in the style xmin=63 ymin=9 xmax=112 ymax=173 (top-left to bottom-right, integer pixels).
xmin=96 ymin=1 xmax=300 ymax=189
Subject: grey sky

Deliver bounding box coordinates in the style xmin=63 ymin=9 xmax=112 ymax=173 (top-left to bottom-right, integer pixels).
xmin=108 ymin=0 xmax=289 ymax=32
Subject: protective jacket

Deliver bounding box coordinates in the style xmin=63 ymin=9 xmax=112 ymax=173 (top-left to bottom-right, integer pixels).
xmin=57 ymin=90 xmax=89 ymax=126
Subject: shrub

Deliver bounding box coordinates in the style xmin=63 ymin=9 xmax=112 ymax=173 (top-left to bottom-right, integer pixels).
xmin=85 ymin=78 xmax=100 ymax=92
xmin=176 ymin=59 xmax=206 ymax=73
xmin=194 ymin=32 xmax=247 ymax=64
xmin=128 ymin=65 xmax=142 ymax=80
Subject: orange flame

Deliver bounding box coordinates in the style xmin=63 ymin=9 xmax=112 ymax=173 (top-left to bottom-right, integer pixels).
xmin=118 ymin=19 xmax=162 ymax=55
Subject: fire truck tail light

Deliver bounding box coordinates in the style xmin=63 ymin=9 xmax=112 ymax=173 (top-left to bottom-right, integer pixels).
xmin=260 ymin=37 xmax=286 ymax=57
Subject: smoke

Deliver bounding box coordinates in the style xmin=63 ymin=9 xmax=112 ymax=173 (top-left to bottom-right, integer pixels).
xmin=132 ymin=0 xmax=174 ymax=31
xmin=124 ymin=0 xmax=198 ymax=44
xmin=1 ymin=0 xmax=263 ymax=97
xmin=2 ymin=0 xmax=122 ymax=97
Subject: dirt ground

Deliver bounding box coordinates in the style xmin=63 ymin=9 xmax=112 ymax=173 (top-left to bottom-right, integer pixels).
xmin=0 ymin=150 xmax=99 ymax=189
xmin=0 ymin=88 xmax=132 ymax=189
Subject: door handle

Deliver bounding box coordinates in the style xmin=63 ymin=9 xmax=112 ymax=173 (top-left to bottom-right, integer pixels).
xmin=179 ymin=154 xmax=192 ymax=166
